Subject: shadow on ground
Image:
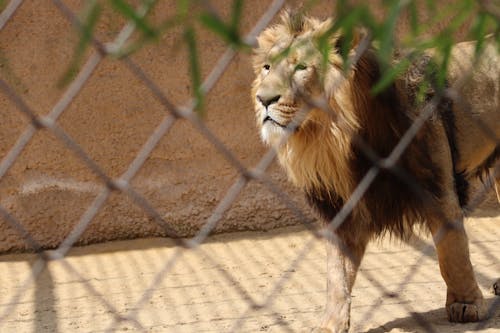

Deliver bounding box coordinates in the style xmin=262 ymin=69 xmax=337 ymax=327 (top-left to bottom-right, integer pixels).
xmin=363 ymin=297 xmax=500 ymax=333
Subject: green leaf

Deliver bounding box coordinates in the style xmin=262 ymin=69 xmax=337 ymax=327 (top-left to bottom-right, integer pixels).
xmin=316 ymin=31 xmax=332 ymax=75
xmin=199 ymin=13 xmax=230 ymax=39
xmin=408 ymin=1 xmax=419 ymax=37
xmin=59 ymin=0 xmax=101 ymax=87
xmin=176 ymin=0 xmax=191 ymax=18
xmin=230 ymin=0 xmax=243 ymax=31
xmin=111 ymin=0 xmax=157 ymax=38
xmin=328 ymin=4 xmax=375 ymax=70
xmin=107 ymin=0 xmax=159 ymax=58
xmin=471 ymin=12 xmax=489 ymax=58
xmin=184 ymin=27 xmax=204 ymax=114
xmin=436 ymin=38 xmax=453 ymax=90
xmin=330 ymin=7 xmax=364 ymax=67
xmin=376 ymin=0 xmax=409 ymax=68
xmin=199 ymin=11 xmax=244 ymax=48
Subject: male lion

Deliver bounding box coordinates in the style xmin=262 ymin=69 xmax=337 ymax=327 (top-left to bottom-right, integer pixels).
xmin=252 ymin=11 xmax=499 ymax=333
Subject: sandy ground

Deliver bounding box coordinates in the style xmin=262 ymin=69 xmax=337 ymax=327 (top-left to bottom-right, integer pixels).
xmin=0 ymin=217 xmax=498 ymax=333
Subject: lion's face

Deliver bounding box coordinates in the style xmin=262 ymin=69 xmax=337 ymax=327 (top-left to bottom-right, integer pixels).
xmin=253 ymin=37 xmax=321 ymax=145
xmin=252 ymin=14 xmax=345 ymax=147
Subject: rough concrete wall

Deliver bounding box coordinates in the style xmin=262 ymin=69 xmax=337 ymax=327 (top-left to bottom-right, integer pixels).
xmin=0 ymin=0 xmax=319 ymax=253
xmin=0 ymin=1 xmax=495 ymax=253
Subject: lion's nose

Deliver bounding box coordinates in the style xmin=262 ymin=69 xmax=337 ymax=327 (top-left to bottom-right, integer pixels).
xmin=257 ymin=94 xmax=281 ymax=108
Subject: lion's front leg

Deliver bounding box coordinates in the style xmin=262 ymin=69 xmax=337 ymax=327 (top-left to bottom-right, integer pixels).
xmin=314 ymin=229 xmax=368 ymax=333
xmin=429 ymin=218 xmax=488 ymax=322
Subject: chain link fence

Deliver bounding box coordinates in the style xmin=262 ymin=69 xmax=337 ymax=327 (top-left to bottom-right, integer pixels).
xmin=0 ymin=0 xmax=499 ymax=332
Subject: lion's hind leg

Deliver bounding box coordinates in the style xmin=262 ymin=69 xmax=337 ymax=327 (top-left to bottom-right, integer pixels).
xmin=428 ymin=209 xmax=488 ymax=323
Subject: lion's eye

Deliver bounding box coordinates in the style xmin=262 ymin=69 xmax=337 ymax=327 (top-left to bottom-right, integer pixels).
xmin=263 ymin=64 xmax=270 ymax=71
xmin=295 ymin=63 xmax=307 ymax=71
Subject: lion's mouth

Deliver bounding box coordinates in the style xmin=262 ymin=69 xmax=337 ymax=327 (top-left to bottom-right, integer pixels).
xmin=263 ymin=115 xmax=287 ymax=128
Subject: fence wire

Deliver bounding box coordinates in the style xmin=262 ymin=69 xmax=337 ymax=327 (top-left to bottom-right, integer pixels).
xmin=0 ymin=1 xmax=498 ymax=332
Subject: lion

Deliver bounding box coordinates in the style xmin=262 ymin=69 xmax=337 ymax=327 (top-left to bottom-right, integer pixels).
xmin=252 ymin=10 xmax=500 ymax=333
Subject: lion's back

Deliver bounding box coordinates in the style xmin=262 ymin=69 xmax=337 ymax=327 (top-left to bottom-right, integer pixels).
xmin=447 ymin=40 xmax=499 ymax=174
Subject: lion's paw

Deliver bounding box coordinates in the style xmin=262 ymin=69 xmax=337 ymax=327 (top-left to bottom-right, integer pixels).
xmin=446 ymin=301 xmax=488 ymax=323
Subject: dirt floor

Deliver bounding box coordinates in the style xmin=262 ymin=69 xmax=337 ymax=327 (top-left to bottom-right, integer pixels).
xmin=0 ymin=216 xmax=498 ymax=333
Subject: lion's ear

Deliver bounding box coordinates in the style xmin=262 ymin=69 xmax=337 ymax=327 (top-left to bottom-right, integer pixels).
xmin=311 ymin=18 xmax=365 ymax=53
xmin=333 ymin=27 xmax=368 ymax=53
xmin=280 ymin=7 xmax=307 ymax=35
xmin=314 ymin=17 xmax=333 ymax=35
xmin=351 ymin=27 xmax=369 ymax=49
xmin=311 ymin=18 xmax=337 ymax=49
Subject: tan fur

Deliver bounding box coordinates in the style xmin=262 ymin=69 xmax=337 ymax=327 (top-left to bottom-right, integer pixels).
xmin=252 ymin=11 xmax=499 ymax=333
xmin=496 ymin=177 xmax=500 ymax=203
xmin=252 ymin=13 xmax=360 ymax=201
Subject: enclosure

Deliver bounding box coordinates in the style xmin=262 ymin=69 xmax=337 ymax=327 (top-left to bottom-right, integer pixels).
xmin=0 ymin=0 xmax=499 ymax=332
